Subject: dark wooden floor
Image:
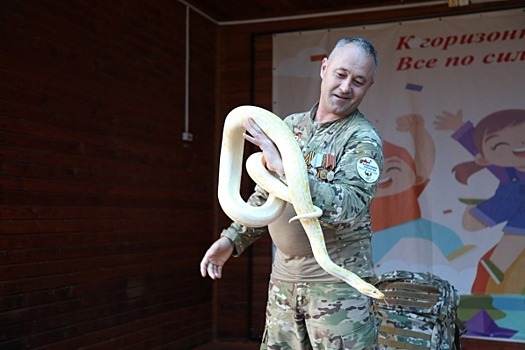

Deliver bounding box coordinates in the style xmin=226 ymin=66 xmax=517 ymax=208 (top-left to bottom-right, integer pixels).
xmin=193 ymin=341 xmax=260 ymax=350
xmin=192 ymin=337 xmax=525 ymax=350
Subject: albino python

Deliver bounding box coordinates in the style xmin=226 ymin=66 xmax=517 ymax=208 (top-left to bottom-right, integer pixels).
xmin=218 ymin=105 xmax=384 ymax=300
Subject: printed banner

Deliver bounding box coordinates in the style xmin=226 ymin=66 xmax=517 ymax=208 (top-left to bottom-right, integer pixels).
xmin=273 ymin=8 xmax=525 ymax=342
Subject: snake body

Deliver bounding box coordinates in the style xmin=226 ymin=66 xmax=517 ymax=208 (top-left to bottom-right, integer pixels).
xmin=218 ymin=105 xmax=384 ymax=299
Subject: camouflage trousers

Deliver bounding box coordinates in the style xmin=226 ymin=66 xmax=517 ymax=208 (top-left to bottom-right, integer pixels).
xmin=260 ymin=279 xmax=378 ymax=350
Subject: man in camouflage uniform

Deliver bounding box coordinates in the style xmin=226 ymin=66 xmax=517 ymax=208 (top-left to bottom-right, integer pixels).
xmin=201 ymin=37 xmax=383 ymax=350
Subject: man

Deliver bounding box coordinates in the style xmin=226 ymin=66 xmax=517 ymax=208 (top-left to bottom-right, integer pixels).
xmin=201 ymin=37 xmax=383 ymax=350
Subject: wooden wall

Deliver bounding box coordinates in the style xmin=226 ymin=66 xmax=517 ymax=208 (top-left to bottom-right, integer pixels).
xmin=213 ymin=0 xmax=525 ymax=347
xmin=1 ymin=0 xmax=524 ymax=349
xmin=1 ymin=0 xmax=217 ymax=349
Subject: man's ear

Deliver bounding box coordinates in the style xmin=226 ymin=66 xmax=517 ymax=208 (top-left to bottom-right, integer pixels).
xmin=474 ymin=153 xmax=490 ymax=166
xmin=320 ymin=57 xmax=328 ymax=78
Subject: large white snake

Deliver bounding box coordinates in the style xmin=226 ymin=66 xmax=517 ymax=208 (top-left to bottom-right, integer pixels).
xmin=218 ymin=105 xmax=384 ymax=299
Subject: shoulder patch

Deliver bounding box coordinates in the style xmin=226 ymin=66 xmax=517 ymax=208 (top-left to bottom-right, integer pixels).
xmin=356 ymin=157 xmax=380 ymax=183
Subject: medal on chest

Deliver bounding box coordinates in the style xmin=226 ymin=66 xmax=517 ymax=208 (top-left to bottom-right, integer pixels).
xmin=305 ymin=151 xmax=336 ymax=183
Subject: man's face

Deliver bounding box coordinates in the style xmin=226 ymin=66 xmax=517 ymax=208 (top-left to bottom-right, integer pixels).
xmin=319 ymin=44 xmax=375 ymax=118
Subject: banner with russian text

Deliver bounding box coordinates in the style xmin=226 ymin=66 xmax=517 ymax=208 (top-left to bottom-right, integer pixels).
xmin=273 ymin=8 xmax=525 ymax=342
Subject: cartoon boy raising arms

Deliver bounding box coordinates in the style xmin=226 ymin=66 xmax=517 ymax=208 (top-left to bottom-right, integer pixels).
xmin=371 ymin=114 xmax=434 ymax=232
xmin=371 ymin=114 xmax=470 ymax=264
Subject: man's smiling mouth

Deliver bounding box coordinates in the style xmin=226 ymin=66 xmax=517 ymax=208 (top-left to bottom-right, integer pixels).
xmin=333 ymin=92 xmax=350 ymax=100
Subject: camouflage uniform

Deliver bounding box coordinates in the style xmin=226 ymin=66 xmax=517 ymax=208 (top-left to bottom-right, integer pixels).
xmin=261 ymin=280 xmax=379 ymax=350
xmin=221 ymin=104 xmax=383 ymax=350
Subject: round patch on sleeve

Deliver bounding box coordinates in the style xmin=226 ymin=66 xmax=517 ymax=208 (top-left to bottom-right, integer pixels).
xmin=356 ymin=157 xmax=380 ymax=183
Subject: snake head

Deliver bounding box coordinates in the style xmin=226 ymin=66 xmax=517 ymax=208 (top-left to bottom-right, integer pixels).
xmin=364 ymin=289 xmax=385 ymax=299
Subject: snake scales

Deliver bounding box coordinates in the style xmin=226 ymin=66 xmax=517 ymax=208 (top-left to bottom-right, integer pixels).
xmin=218 ymin=105 xmax=384 ymax=299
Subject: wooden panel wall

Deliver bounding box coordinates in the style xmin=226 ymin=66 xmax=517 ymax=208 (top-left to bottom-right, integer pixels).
xmin=214 ymin=0 xmax=525 ymax=347
xmin=0 ymin=1 xmax=217 ymax=349
xmin=1 ymin=0 xmax=523 ymax=349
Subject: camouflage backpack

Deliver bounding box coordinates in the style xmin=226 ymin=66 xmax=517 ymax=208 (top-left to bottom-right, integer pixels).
xmin=373 ymin=271 xmax=463 ymax=350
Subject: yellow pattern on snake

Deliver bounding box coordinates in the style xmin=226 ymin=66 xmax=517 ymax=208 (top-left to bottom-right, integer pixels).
xmin=218 ymin=105 xmax=384 ymax=299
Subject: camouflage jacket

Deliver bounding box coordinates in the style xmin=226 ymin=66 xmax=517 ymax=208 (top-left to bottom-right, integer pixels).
xmin=221 ymin=104 xmax=383 ymax=280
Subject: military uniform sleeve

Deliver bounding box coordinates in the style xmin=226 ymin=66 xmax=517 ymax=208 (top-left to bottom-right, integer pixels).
xmin=220 ymin=184 xmax=270 ymax=257
xmin=310 ymin=128 xmax=383 ymax=229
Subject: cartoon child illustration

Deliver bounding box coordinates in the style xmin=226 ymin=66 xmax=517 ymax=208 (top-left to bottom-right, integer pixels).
xmin=435 ymin=109 xmax=525 ymax=285
xmin=371 ymin=114 xmax=471 ymax=264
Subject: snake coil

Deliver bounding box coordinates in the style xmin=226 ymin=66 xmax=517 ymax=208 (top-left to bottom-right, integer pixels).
xmin=218 ymin=105 xmax=384 ymax=299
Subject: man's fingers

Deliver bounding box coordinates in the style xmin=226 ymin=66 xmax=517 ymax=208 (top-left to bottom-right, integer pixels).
xmin=207 ymin=263 xmax=214 ymax=279
xmin=244 ymin=118 xmax=265 ymax=139
xmin=206 ymin=263 xmax=222 ymax=279
xmin=200 ymin=259 xmax=208 ymax=277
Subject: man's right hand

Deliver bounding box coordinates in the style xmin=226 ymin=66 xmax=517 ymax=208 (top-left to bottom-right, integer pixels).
xmin=199 ymin=236 xmax=234 ymax=279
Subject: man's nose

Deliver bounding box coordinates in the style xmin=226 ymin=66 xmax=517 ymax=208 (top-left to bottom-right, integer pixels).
xmin=340 ymin=79 xmax=352 ymax=93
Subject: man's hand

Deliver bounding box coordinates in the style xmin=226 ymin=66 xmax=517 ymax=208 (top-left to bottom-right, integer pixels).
xmin=200 ymin=237 xmax=234 ymax=279
xmin=243 ymin=118 xmax=284 ymax=176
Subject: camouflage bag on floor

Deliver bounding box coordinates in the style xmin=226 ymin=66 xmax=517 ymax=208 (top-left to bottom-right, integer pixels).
xmin=373 ymin=271 xmax=463 ymax=350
